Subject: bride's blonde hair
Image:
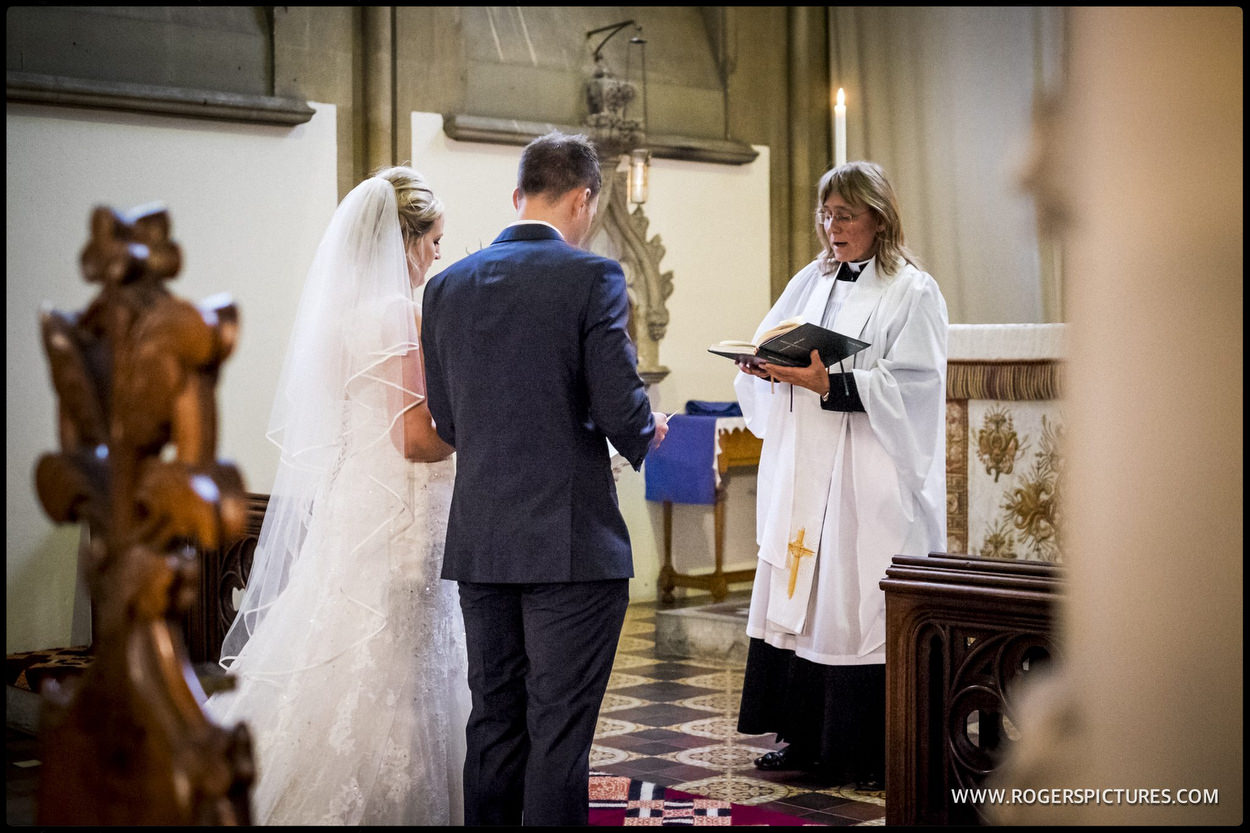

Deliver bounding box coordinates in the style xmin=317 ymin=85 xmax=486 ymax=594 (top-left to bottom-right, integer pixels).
xmin=372 ymin=164 xmax=444 ymax=246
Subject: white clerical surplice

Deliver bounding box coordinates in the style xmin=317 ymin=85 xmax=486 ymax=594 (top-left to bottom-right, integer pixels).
xmin=736 ymin=255 xmax=948 ymax=666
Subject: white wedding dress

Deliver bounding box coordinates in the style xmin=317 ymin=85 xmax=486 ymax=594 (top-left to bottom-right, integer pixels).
xmin=204 ymin=458 xmax=469 ymax=825
xmin=202 ymin=175 xmax=469 ymax=825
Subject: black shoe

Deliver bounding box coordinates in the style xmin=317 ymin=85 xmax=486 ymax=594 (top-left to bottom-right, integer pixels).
xmin=855 ymin=775 xmax=884 ymax=791
xmin=754 ymin=745 xmax=820 ymax=771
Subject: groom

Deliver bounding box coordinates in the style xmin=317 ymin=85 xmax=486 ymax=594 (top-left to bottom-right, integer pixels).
xmin=421 ymin=130 xmax=668 ymax=826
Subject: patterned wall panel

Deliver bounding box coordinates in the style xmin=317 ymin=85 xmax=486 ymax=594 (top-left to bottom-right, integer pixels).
xmin=966 ymin=399 xmax=1063 ymax=561
xmin=944 ymin=324 xmax=1065 ymax=564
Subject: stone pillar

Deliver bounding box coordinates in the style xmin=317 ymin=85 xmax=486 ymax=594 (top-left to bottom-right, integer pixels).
xmin=785 ymin=7 xmax=831 ymax=280
xmin=362 ymin=6 xmax=396 ymax=173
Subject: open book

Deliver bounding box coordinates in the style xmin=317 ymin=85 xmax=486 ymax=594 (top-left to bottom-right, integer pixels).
xmin=708 ymin=316 xmax=870 ymax=368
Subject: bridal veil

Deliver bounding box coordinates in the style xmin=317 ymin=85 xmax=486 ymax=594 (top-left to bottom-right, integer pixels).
xmin=219 ymin=175 xmax=424 ymax=672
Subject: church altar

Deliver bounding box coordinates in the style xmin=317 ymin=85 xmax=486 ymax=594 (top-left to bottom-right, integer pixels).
xmin=945 ymin=323 xmax=1065 ymax=562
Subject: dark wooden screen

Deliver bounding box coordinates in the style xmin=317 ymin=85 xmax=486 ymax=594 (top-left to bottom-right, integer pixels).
xmin=881 ymin=553 xmax=1062 ymax=826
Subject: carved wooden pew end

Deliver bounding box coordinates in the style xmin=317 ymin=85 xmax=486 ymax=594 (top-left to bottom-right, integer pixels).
xmin=31 ymin=204 xmax=255 ymax=825
xmin=881 ymin=552 xmax=1062 ymax=826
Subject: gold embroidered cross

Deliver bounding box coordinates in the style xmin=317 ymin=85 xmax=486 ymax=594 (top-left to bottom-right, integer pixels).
xmin=786 ymin=528 xmax=816 ymax=598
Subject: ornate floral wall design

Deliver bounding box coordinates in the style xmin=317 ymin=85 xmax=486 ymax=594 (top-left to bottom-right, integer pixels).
xmin=967 ymin=402 xmax=1064 ymax=563
xmin=945 ymin=356 xmax=1064 ymax=563
xmin=997 ymin=414 xmax=1063 ymax=561
xmin=976 ymin=404 xmax=1025 ymax=482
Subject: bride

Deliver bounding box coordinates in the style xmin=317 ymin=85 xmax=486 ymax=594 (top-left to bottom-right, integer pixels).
xmin=203 ymin=166 xmax=469 ymax=825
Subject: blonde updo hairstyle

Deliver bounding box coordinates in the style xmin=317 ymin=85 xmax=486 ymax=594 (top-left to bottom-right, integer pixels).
xmin=815 ymin=160 xmax=921 ymax=277
xmin=372 ymin=164 xmax=444 ymax=247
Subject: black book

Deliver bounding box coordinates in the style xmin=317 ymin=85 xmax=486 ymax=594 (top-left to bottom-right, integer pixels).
xmin=708 ymin=317 xmax=870 ymax=368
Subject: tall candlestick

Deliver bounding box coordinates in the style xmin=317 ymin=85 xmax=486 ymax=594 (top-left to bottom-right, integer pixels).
xmin=834 ymin=87 xmax=847 ymax=167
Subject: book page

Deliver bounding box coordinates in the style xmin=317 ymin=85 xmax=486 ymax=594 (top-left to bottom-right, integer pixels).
xmin=756 ymin=316 xmax=806 ymax=344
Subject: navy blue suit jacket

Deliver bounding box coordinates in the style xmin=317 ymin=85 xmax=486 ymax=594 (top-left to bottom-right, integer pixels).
xmin=421 ymin=223 xmax=657 ymax=583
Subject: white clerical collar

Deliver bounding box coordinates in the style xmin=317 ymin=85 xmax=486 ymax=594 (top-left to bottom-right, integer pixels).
xmin=508 ymin=219 xmax=564 ymax=240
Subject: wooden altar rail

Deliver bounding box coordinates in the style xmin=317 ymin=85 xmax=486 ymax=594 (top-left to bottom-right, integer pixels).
xmin=881 ymin=553 xmax=1062 ymax=826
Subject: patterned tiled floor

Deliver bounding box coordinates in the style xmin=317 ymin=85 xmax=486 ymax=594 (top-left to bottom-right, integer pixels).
xmin=6 ymin=599 xmax=887 ymax=827
xmin=592 ymin=599 xmax=886 ymax=826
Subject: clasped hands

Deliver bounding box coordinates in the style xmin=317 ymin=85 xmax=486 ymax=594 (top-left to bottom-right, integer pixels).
xmin=736 ymin=349 xmax=830 ymax=397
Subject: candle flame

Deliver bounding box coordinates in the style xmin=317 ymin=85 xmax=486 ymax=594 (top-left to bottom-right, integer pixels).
xmin=836 ymin=88 xmax=845 ymax=107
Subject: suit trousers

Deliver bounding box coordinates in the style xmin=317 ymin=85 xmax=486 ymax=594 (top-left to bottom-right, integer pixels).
xmin=458 ymin=578 xmax=629 ymax=826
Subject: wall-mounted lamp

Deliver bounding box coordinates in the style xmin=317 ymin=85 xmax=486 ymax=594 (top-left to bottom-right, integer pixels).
xmin=584 ymin=20 xmax=650 ymax=204
xmin=628 ymin=148 xmax=651 ymax=205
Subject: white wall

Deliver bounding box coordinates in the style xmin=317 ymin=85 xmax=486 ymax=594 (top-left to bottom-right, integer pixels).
xmin=5 ymin=102 xmax=338 ymax=653
xmin=4 ymin=105 xmax=771 ymax=653
xmin=411 ymin=113 xmax=773 ymax=602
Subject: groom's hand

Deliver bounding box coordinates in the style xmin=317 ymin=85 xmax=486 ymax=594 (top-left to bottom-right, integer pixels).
xmin=650 ymin=411 xmax=669 ymax=449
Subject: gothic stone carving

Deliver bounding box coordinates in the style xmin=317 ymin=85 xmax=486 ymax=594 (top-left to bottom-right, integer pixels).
xmin=588 ymin=169 xmax=672 ymax=384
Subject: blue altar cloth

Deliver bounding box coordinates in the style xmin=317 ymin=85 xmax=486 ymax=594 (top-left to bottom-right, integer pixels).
xmin=685 ymin=400 xmax=743 ymax=417
xmin=644 ymin=401 xmax=743 ymax=505
xmin=644 ymin=415 xmax=719 ymax=504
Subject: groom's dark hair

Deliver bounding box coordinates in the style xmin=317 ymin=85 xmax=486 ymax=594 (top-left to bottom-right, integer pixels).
xmin=517 ymin=131 xmax=602 ymax=201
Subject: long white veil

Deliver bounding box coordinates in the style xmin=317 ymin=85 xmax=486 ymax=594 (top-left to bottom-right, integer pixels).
xmin=218 ymin=176 xmax=422 ymax=670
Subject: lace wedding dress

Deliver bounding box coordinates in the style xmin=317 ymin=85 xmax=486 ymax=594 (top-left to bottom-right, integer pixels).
xmin=205 ymin=459 xmax=468 ymax=825
xmin=202 ymin=175 xmax=469 ymax=825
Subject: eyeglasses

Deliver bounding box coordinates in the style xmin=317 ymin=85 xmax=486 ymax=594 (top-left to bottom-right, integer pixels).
xmin=816 ymin=208 xmax=865 ymax=225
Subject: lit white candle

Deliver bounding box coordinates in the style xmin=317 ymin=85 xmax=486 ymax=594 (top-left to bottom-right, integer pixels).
xmin=834 ymin=87 xmax=847 ymax=167
xmin=628 ymin=148 xmax=650 ymax=205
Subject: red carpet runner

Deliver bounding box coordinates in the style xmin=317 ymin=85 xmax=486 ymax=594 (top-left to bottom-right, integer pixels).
xmin=589 ymin=772 xmax=821 ymax=826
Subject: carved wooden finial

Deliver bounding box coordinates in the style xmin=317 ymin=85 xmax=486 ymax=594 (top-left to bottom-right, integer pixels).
xmin=33 ymin=204 xmax=253 ymax=825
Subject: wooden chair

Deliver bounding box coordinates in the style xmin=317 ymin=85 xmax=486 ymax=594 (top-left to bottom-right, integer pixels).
xmin=656 ymin=424 xmax=761 ymax=602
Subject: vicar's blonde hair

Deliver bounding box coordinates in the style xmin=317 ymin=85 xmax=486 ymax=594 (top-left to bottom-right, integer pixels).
xmin=815 ymin=161 xmax=922 ymax=277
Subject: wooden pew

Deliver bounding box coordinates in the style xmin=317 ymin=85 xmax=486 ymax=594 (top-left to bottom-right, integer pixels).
xmin=881 ymin=552 xmax=1062 ymax=825
xmin=181 ymin=493 xmax=267 ymax=669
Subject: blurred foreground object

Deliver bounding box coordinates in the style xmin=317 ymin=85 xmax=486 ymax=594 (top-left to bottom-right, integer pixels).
xmin=33 ymin=203 xmax=254 ymax=824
